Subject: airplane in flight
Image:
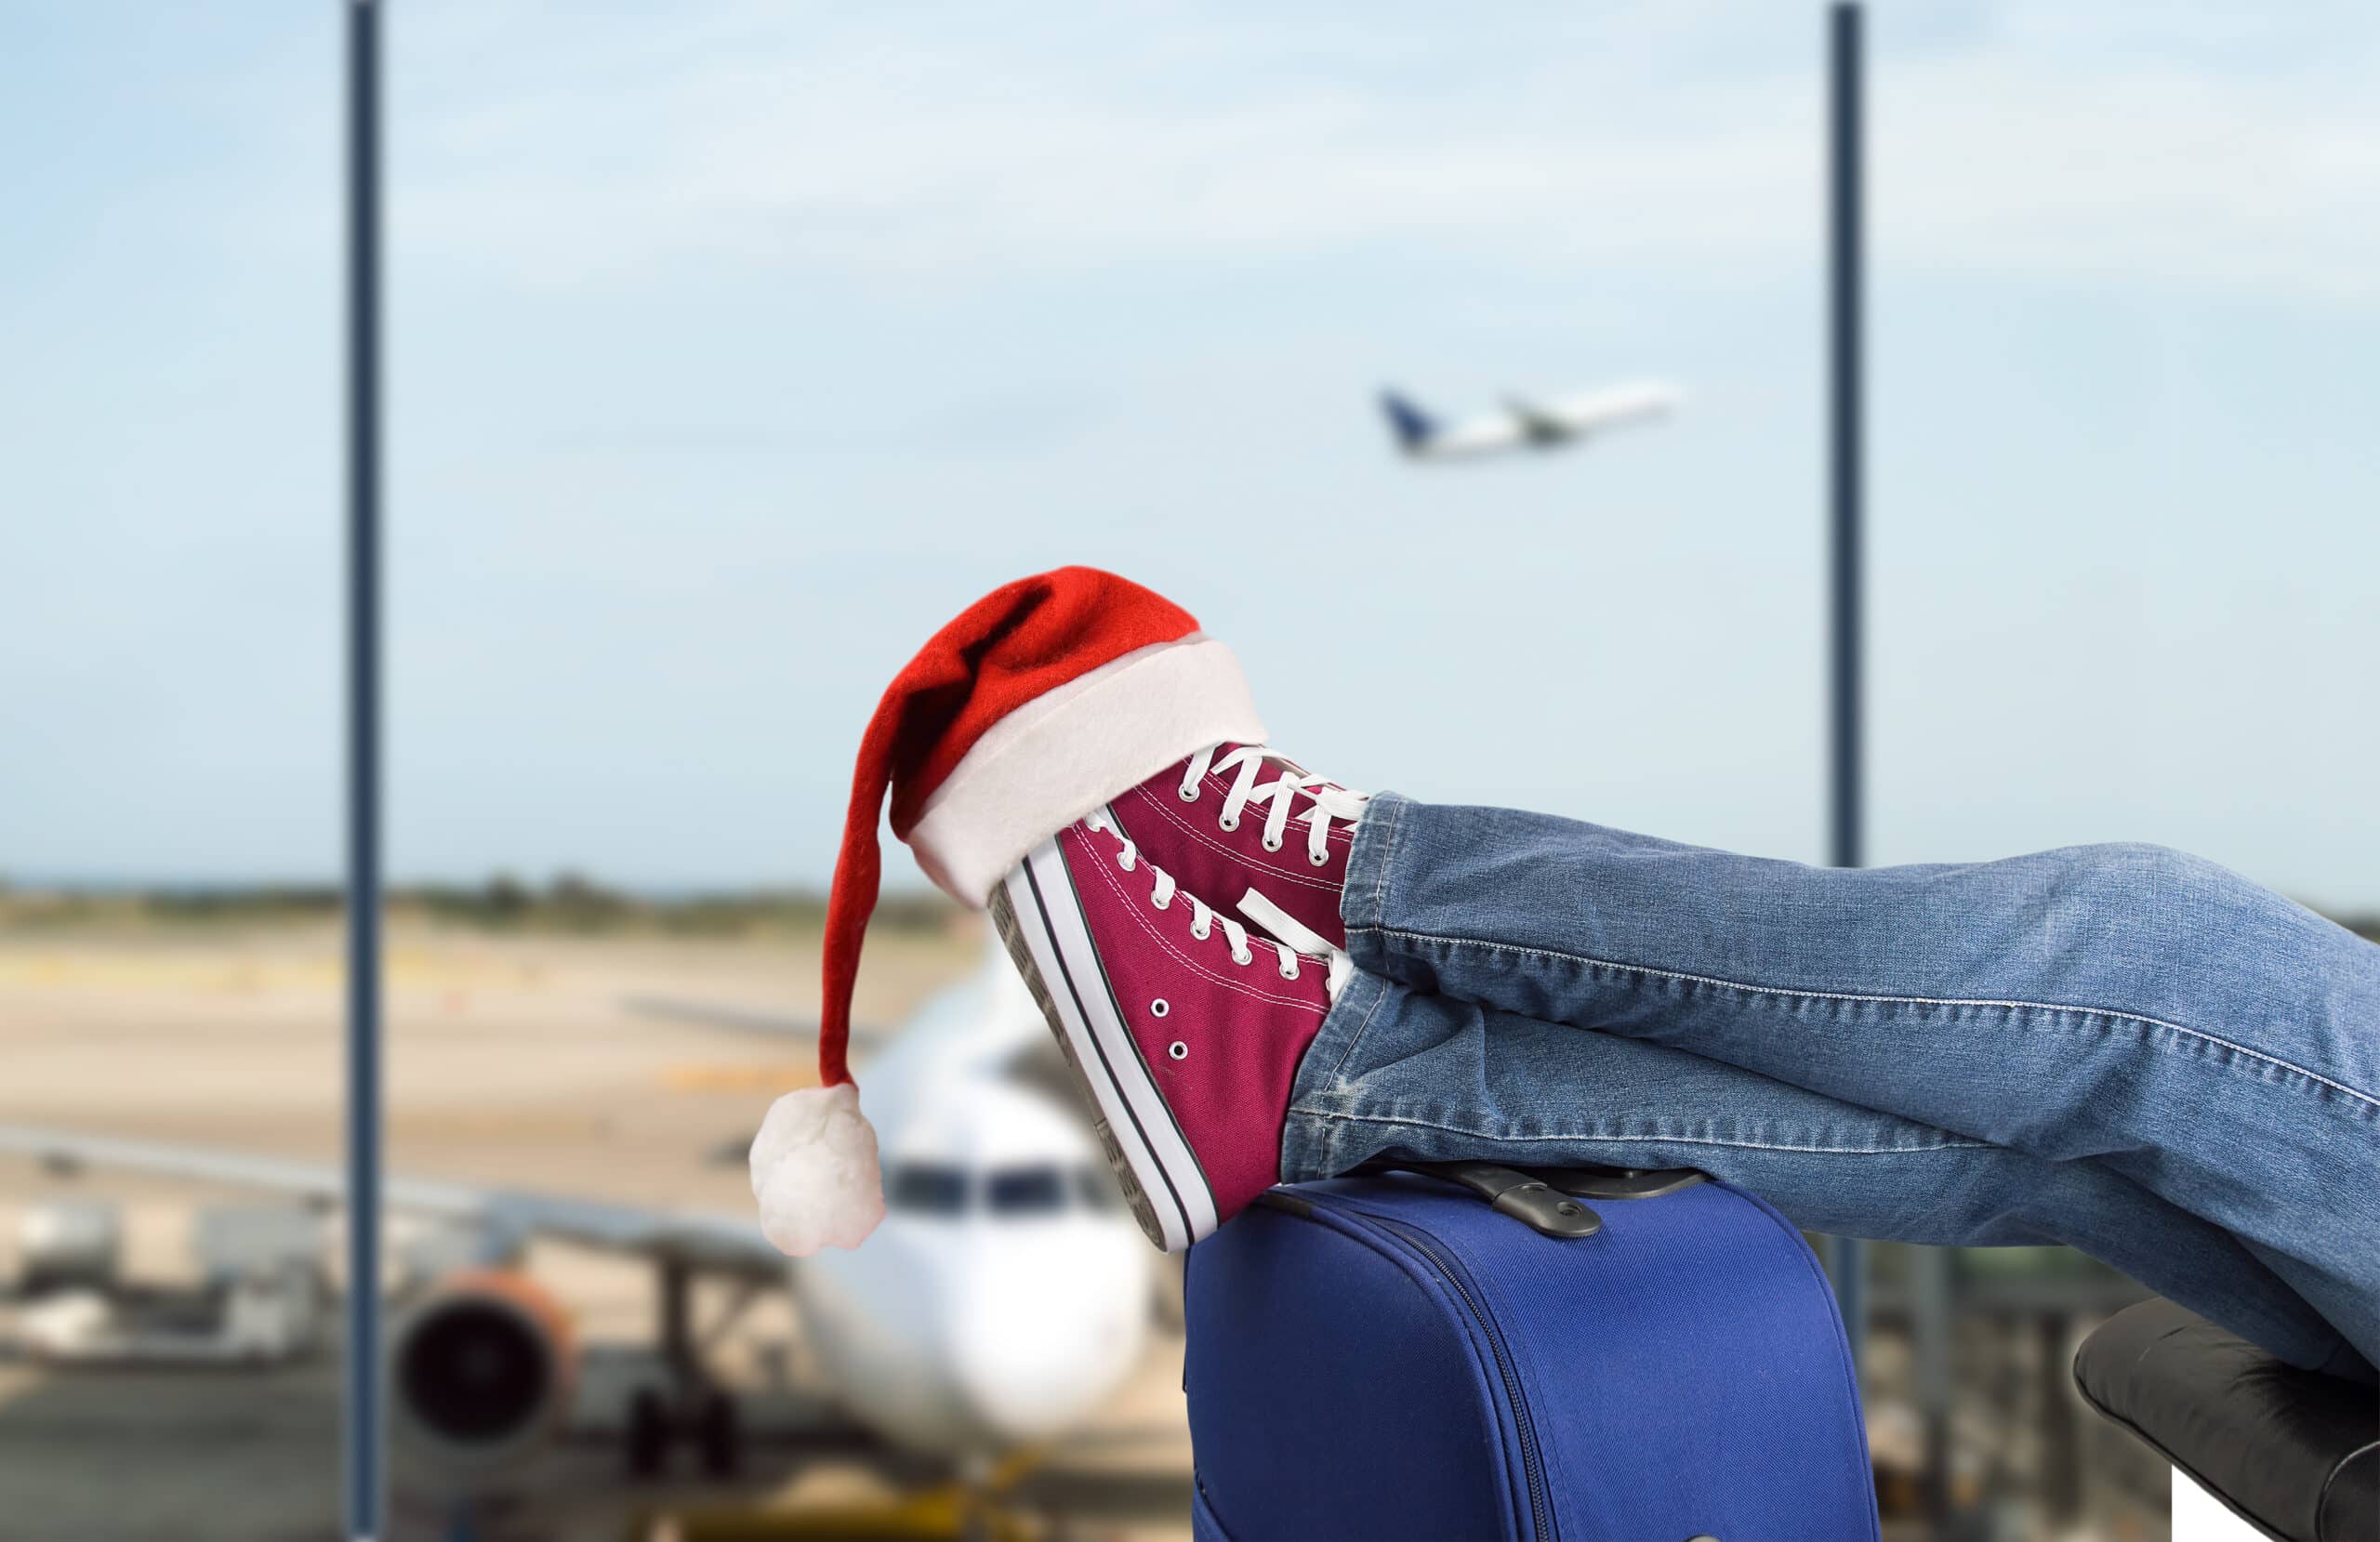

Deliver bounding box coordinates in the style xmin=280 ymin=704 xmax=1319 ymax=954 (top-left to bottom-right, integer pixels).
xmin=1380 ymin=381 xmax=1683 ymax=461
xmin=0 ymin=943 xmax=1154 ymax=1489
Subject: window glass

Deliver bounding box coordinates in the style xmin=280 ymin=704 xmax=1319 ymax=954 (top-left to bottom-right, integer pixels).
xmin=885 ymin=1164 xmax=971 ymax=1217
xmin=0 ymin=9 xmax=340 ymax=1536
xmin=986 ymin=1166 xmax=1068 ymax=1217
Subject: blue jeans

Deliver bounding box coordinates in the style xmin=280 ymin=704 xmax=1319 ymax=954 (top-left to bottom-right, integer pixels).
xmin=1279 ymin=794 xmax=2380 ymax=1382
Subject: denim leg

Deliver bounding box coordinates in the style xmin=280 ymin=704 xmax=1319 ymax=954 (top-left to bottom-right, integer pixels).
xmin=1281 ymin=970 xmax=2360 ymax=1376
xmin=1316 ymin=793 xmax=2380 ymax=1377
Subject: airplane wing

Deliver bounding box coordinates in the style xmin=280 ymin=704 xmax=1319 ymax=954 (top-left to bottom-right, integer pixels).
xmin=1503 ymin=396 xmax=1573 ymax=442
xmin=621 ymin=994 xmax=891 ymax=1048
xmin=0 ymin=1123 xmax=788 ymax=1282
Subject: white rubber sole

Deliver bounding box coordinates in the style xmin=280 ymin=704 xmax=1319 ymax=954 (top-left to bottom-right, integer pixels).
xmin=990 ymin=835 xmax=1217 ymax=1254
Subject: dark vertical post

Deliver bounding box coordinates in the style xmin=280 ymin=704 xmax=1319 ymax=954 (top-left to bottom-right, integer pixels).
xmin=1912 ymin=1237 xmax=1953 ymax=1525
xmin=343 ymin=2 xmax=384 ymax=1536
xmin=1826 ymin=0 xmax=1870 ymax=1379
xmin=660 ymin=1259 xmax=694 ymax=1391
xmin=2040 ymin=1312 xmax=2083 ymax=1522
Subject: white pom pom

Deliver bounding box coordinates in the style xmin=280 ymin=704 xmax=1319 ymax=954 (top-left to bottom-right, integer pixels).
xmin=749 ymin=1082 xmax=885 ymax=1255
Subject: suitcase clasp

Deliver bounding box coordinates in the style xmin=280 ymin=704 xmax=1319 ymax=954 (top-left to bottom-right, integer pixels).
xmin=1354 ymin=1159 xmax=1606 ymax=1238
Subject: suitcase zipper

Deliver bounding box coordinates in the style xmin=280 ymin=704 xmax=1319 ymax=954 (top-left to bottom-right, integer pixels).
xmin=1260 ymin=1192 xmax=1559 ymax=1541
xmin=1372 ymin=1216 xmax=1555 ymax=1542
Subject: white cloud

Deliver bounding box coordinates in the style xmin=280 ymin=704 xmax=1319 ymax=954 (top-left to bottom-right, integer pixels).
xmin=382 ymin=3 xmax=2380 ymax=301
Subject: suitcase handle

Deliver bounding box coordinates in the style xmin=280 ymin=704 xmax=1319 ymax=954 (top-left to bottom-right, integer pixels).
xmin=1353 ymin=1159 xmax=1712 ymax=1239
xmin=1536 ymin=1164 xmax=1711 ymax=1201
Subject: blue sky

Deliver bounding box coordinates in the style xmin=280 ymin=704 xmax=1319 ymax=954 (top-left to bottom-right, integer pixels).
xmin=4 ymin=3 xmax=2377 ymax=910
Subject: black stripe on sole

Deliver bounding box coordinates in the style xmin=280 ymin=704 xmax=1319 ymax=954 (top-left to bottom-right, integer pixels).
xmin=989 ymin=876 xmax=1184 ymax=1251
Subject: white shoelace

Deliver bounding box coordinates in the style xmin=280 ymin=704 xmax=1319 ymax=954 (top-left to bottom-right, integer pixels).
xmin=1238 ymin=886 xmax=1355 ymax=996
xmin=1178 ymin=745 xmax=1370 ymax=868
xmin=1084 ymin=811 xmax=1308 ymax=981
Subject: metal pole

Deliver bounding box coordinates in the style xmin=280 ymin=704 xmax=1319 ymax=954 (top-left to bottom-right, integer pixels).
xmin=1912 ymin=1241 xmax=1953 ymax=1526
xmin=344 ymin=2 xmax=384 ymax=1536
xmin=1826 ymin=0 xmax=1870 ymax=1380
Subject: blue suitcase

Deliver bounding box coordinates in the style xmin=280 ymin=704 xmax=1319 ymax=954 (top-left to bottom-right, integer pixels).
xmin=1183 ymin=1162 xmax=1879 ymax=1542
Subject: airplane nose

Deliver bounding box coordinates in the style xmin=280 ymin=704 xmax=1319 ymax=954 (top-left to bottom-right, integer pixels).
xmin=952 ymin=1255 xmax=1145 ymax=1437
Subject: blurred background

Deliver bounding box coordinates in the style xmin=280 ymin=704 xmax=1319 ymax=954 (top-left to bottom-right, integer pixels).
xmin=3 ymin=3 xmax=2375 ymax=1539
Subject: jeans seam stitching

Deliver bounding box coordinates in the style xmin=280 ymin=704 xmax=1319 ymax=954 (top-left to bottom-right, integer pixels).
xmin=1292 ymin=1107 xmax=1998 ymax=1153
xmin=1366 ymin=926 xmax=2380 ymax=1115
xmin=1367 ymin=795 xmax=1401 ymax=931
xmin=1320 ymin=974 xmax=1392 ymax=1087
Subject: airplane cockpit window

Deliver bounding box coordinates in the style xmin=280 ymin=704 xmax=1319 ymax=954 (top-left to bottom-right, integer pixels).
xmin=884 ymin=1163 xmax=969 ymax=1217
xmin=985 ymin=1165 xmax=1067 ymax=1217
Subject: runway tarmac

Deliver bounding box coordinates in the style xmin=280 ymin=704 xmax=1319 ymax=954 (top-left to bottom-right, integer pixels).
xmin=0 ymin=916 xmax=1195 ymax=1542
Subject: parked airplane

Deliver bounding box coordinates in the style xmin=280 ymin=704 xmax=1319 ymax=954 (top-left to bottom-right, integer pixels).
xmin=0 ymin=945 xmax=1152 ymax=1485
xmin=1380 ymin=381 xmax=1682 ymax=460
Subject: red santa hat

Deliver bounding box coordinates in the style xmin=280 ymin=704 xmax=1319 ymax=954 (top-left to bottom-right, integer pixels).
xmin=750 ymin=566 xmax=1265 ymax=1255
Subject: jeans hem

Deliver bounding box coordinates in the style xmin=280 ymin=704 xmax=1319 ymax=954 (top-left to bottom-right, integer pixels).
xmin=1335 ymin=789 xmax=1408 ymax=945
xmin=1278 ymin=968 xmax=1395 ymax=1182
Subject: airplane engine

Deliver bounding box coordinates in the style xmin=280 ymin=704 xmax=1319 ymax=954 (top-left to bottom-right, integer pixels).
xmin=17 ymin=1200 xmax=122 ymax=1293
xmin=390 ymin=1269 xmax=576 ymax=1477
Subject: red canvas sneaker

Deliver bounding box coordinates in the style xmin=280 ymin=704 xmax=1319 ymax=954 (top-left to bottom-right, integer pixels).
xmin=990 ymin=810 xmax=1346 ymax=1252
xmin=767 ymin=566 xmax=1290 ymax=1257
xmin=1104 ymin=744 xmax=1369 ymax=956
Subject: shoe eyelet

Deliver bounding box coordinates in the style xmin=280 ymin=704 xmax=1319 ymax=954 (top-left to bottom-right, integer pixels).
xmin=1190 ymin=922 xmax=1210 ymax=942
xmin=1168 ymin=1040 xmax=1188 ymax=1061
xmin=1150 ymin=998 xmax=1170 ymax=1019
xmin=1151 ymin=890 xmax=1170 ymax=910
xmin=1262 ymin=835 xmax=1283 ymax=852
xmin=1308 ymin=849 xmax=1329 ymax=866
xmin=1278 ymin=961 xmax=1300 ymax=981
xmin=1217 ymin=815 xmax=1240 ymax=833
xmin=1177 ymin=784 xmax=1199 ymax=803
xmin=1231 ymin=949 xmax=1252 ymax=967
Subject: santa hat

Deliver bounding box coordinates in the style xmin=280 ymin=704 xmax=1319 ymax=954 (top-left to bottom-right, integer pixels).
xmin=751 ymin=566 xmax=1265 ymax=1255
